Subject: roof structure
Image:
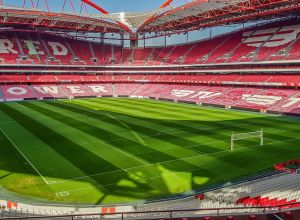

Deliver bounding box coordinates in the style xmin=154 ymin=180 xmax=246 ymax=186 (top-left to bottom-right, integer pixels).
xmin=0 ymin=4 xmax=132 ymax=34
xmin=0 ymin=0 xmax=300 ymax=38
xmin=138 ymin=0 xmax=300 ymax=34
xmin=95 ymin=8 xmax=167 ymax=30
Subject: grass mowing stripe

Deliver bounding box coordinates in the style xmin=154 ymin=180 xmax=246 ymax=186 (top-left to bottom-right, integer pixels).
xmin=2 ymin=98 xmax=300 ymax=204
xmin=46 ymin=137 xmax=300 ymax=195
xmin=52 ymin=99 xmax=299 ymax=143
xmin=83 ymin=99 xmax=257 ymax=133
xmin=0 ymin=103 xmax=125 ymax=181
xmin=96 ymin=98 xmax=257 ymax=121
xmin=55 ymin=100 xmax=225 ymax=154
xmin=51 ymin=101 xmax=220 ymax=152
xmin=15 ymin=102 xmax=146 ymax=170
xmin=72 ymin=99 xmax=296 ymax=152
xmin=23 ymin=102 xmax=178 ymax=163
xmin=72 ymin=99 xmax=229 ymax=136
xmin=105 ymin=113 xmax=146 ymax=146
xmin=71 ymin=100 xmax=255 ymax=148
xmin=51 ymin=101 xmax=215 ymax=158
xmin=0 ymin=107 xmax=90 ymax=185
xmin=101 ymin=98 xmax=300 ymax=133
xmin=105 ymin=98 xmax=255 ymax=120
xmin=107 ymin=99 xmax=296 ymax=141
xmin=54 ymin=101 xmax=226 ymax=155
xmin=89 ymin=98 xmax=209 ymax=120
xmin=0 ymin=128 xmax=49 ymax=184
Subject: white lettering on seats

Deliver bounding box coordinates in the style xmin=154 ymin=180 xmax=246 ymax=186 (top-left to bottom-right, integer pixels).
xmin=243 ymin=24 xmax=300 ymax=47
xmin=7 ymin=87 xmax=27 ymax=95
xmin=24 ymin=40 xmax=44 ymax=55
xmin=171 ymin=90 xmax=195 ymax=97
xmin=190 ymin=91 xmax=222 ymax=99
xmin=66 ymin=86 xmax=84 ymax=94
xmin=87 ymin=85 xmax=107 ymax=93
xmin=47 ymin=42 xmax=68 ymax=56
xmin=33 ymin=86 xmax=59 ymax=94
xmin=0 ymin=39 xmax=18 ymax=54
xmin=281 ymin=98 xmax=300 ymax=108
xmin=242 ymin=94 xmax=282 ymax=105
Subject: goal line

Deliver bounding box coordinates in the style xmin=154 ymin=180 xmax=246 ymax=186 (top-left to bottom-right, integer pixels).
xmin=231 ymin=128 xmax=264 ymax=150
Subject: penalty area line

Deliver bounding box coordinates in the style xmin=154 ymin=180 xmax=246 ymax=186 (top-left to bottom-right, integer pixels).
xmin=48 ymin=136 xmax=300 ymax=186
xmin=0 ymin=128 xmax=50 ymax=185
xmin=48 ymin=101 xmax=149 ymax=166
xmin=55 ymin=136 xmax=293 ymax=194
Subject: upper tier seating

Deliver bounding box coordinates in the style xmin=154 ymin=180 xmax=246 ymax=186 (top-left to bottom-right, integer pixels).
xmin=184 ymin=39 xmax=221 ymax=64
xmin=132 ymin=48 xmax=152 ymax=65
xmin=0 ymin=32 xmax=21 ymax=64
xmin=1 ymin=19 xmax=300 ymax=65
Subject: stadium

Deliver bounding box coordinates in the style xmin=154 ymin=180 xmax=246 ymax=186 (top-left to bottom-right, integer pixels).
xmin=0 ymin=0 xmax=300 ymax=219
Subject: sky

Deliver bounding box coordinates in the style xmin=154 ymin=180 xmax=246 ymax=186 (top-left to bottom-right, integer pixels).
xmin=4 ymin=0 xmax=188 ymax=13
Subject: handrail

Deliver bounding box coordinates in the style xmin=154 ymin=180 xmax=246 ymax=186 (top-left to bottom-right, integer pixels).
xmin=1 ymin=202 xmax=300 ymax=220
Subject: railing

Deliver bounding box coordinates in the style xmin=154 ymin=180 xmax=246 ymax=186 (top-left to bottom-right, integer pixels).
xmin=1 ymin=203 xmax=300 ymax=220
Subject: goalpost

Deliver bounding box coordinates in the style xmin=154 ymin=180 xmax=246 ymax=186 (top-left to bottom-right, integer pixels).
xmin=231 ymin=128 xmax=264 ymax=150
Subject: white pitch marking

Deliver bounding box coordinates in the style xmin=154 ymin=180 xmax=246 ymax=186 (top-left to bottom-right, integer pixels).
xmin=48 ymin=136 xmax=300 ymax=186
xmin=56 ymin=101 xmax=244 ymax=143
xmin=23 ymin=101 xmax=149 ymax=168
xmin=106 ymin=113 xmax=147 ymax=145
xmin=0 ymin=128 xmax=50 ymax=185
xmin=56 ymin=191 xmax=70 ymax=197
xmin=51 ymin=136 xmax=300 ymax=194
xmin=97 ymin=139 xmax=149 ymax=166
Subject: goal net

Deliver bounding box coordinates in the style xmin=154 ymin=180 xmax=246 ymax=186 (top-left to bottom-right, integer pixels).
xmin=231 ymin=128 xmax=264 ymax=150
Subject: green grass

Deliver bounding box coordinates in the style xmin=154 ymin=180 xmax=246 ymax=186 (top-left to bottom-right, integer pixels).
xmin=0 ymin=98 xmax=299 ymax=205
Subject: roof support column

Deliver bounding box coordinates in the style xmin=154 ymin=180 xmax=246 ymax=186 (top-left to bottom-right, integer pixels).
xmin=130 ymin=33 xmax=138 ymax=49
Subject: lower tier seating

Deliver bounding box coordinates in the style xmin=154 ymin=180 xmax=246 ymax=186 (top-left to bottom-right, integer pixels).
xmin=1 ymin=83 xmax=300 ymax=115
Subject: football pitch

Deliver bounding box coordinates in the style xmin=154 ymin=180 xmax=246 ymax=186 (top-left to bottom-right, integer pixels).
xmin=0 ymin=98 xmax=300 ymax=205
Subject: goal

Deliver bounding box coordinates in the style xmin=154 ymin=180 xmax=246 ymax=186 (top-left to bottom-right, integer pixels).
xmin=230 ymin=128 xmax=264 ymax=150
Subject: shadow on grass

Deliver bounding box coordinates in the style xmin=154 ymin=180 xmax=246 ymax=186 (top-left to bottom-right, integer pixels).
xmin=0 ymin=100 xmax=299 ymax=204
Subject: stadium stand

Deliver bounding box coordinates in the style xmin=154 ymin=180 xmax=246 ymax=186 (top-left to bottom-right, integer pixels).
xmin=1 ymin=19 xmax=300 ymax=66
xmin=31 ymin=84 xmax=68 ymax=99
xmin=60 ymin=84 xmax=96 ymax=98
xmin=0 ymin=74 xmax=29 ymax=83
xmin=2 ymin=75 xmax=300 ymax=116
xmin=28 ymin=74 xmax=57 ymax=83
xmin=115 ymin=83 xmax=142 ymax=96
xmin=2 ymin=1 xmax=300 ymax=217
xmin=1 ymin=84 xmax=35 ymax=101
